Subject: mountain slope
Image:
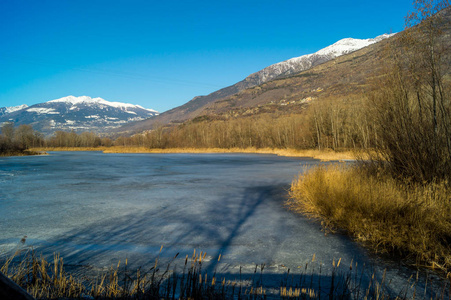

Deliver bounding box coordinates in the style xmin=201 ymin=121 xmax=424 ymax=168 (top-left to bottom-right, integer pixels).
xmin=0 ymin=96 xmax=158 ymax=135
xmin=197 ymin=7 xmax=451 ymax=119
xmin=118 ymin=33 xmax=393 ymax=133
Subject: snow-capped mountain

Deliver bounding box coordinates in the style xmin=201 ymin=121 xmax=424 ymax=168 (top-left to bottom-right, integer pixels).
xmin=0 ymin=104 xmax=29 ymax=117
xmin=124 ymin=33 xmax=395 ymax=131
xmin=244 ymin=33 xmax=395 ymax=85
xmin=0 ymin=96 xmax=158 ymax=135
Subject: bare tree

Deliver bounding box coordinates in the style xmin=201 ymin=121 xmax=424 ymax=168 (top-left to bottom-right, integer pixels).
xmin=367 ymin=0 xmax=451 ymax=182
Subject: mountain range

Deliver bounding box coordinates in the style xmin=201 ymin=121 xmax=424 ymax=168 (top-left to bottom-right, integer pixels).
xmin=0 ymin=96 xmax=158 ymax=136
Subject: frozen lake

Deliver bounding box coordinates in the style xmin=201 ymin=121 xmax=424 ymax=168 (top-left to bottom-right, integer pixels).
xmin=0 ymin=151 xmax=443 ymax=296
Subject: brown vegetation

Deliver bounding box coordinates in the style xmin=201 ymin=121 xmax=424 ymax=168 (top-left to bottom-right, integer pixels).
xmin=0 ymin=123 xmax=44 ymax=156
xmin=289 ymin=165 xmax=451 ymax=272
xmin=2 ymin=247 xmax=446 ymax=299
xmin=30 ymin=146 xmax=357 ymax=161
xmin=46 ymin=131 xmax=112 ymax=148
xmin=365 ymin=1 xmax=451 ymax=182
xmin=104 ymin=146 xmax=359 ymax=161
xmin=34 ymin=106 xmax=371 ymax=159
xmin=111 ymin=106 xmax=373 ymax=152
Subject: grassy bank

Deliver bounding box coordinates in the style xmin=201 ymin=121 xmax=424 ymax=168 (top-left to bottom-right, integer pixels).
xmin=288 ymin=165 xmax=451 ymax=273
xmin=29 ymin=146 xmax=358 ymax=161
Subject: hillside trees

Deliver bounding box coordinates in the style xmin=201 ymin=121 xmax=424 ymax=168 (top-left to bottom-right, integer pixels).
xmin=46 ymin=131 xmax=104 ymax=148
xmin=112 ymin=114 xmax=315 ymax=150
xmin=308 ymin=97 xmax=377 ymax=150
xmin=0 ymin=123 xmax=44 ymax=154
xmin=112 ymin=96 xmax=381 ymax=151
xmin=367 ymin=0 xmax=450 ymax=182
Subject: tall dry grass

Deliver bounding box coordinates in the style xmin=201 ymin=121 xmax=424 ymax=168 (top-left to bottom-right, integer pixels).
xmin=29 ymin=146 xmax=358 ymax=161
xmin=288 ymin=164 xmax=451 ymax=273
xmin=103 ymin=146 xmax=358 ymax=161
xmin=3 ymin=246 xmax=446 ymax=299
xmin=1 ymin=250 xmax=84 ymax=299
xmin=1 ymin=247 xmax=272 ymax=299
xmin=29 ymin=146 xmax=108 ymax=152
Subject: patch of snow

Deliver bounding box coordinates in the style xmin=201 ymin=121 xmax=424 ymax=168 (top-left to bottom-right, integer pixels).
xmin=127 ymin=117 xmax=145 ymax=122
xmin=65 ymin=120 xmax=76 ymax=125
xmin=27 ymin=107 xmax=60 ymax=114
xmin=85 ymin=115 xmax=100 ymax=119
xmin=135 ymin=105 xmax=159 ymax=113
xmin=48 ymin=95 xmax=92 ymax=105
xmin=47 ymin=96 xmax=158 ymax=113
xmin=314 ymin=33 xmax=396 ymax=57
xmin=3 ymin=104 xmax=28 ymax=114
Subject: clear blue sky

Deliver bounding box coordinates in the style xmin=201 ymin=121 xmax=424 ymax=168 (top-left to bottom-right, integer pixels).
xmin=1 ymin=0 xmax=413 ymax=113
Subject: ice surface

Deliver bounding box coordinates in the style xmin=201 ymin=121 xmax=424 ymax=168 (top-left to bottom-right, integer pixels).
xmin=0 ymin=152 xmax=440 ymax=295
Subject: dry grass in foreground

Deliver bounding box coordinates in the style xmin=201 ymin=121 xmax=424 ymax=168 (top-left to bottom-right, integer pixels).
xmin=288 ymin=165 xmax=451 ymax=273
xmin=29 ymin=146 xmax=358 ymax=161
xmin=3 ymin=247 xmax=448 ymax=299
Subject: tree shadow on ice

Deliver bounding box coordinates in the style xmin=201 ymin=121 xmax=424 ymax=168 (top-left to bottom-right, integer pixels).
xmin=34 ymin=183 xmax=289 ymax=266
xmin=26 ymin=182 xmax=439 ymax=297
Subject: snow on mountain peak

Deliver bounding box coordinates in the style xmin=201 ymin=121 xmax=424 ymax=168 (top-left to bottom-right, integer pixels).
xmin=47 ymin=96 xmax=158 ymax=113
xmin=48 ymin=95 xmax=100 ymax=105
xmin=3 ymin=104 xmax=29 ymax=114
xmin=246 ymin=33 xmax=395 ymax=85
xmin=314 ymin=33 xmax=396 ymax=57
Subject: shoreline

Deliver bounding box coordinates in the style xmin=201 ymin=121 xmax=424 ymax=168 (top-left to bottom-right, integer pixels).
xmin=0 ymin=149 xmax=48 ymax=157
xmin=28 ymin=146 xmax=358 ymax=161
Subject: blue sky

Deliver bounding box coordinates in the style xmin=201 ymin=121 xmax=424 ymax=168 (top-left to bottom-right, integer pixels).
xmin=1 ymin=0 xmax=413 ymax=113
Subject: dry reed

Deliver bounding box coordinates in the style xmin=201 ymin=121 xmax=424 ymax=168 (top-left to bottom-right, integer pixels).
xmin=288 ymin=164 xmax=451 ymax=273
xmin=1 ymin=246 xmax=449 ymax=299
xmin=29 ymin=146 xmax=358 ymax=161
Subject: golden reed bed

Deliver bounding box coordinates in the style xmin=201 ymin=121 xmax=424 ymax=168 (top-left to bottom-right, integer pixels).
xmin=29 ymin=146 xmax=358 ymax=161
